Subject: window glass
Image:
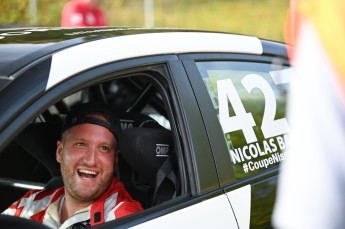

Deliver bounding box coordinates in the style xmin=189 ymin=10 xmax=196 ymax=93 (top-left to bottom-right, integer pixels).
xmin=196 ymin=61 xmax=291 ymax=179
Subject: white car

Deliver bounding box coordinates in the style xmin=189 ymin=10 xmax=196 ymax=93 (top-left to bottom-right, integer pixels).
xmin=0 ymin=27 xmax=292 ymax=228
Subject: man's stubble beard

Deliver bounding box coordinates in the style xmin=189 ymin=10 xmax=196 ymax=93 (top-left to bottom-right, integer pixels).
xmin=60 ymin=159 xmax=113 ymax=203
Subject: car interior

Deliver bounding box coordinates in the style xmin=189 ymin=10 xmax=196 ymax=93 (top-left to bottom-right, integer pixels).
xmin=0 ymin=71 xmax=181 ymax=213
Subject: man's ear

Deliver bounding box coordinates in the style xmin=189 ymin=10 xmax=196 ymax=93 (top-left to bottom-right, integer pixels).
xmin=56 ymin=140 xmax=63 ymax=163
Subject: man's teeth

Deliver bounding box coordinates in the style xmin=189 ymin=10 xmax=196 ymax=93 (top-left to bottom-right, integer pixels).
xmin=78 ymin=169 xmax=97 ymax=175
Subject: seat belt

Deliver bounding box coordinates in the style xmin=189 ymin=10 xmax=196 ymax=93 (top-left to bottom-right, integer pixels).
xmin=151 ymin=156 xmax=178 ymax=206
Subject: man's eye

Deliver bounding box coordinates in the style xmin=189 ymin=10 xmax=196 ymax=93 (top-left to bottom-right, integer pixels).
xmin=99 ymin=146 xmax=110 ymax=152
xmin=75 ymin=142 xmax=86 ymax=147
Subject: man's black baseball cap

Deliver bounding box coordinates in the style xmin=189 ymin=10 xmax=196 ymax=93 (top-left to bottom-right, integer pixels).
xmin=61 ymin=102 xmax=121 ymax=142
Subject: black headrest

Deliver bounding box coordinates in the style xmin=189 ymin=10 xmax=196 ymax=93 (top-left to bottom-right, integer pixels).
xmin=119 ymin=127 xmax=173 ymax=187
xmin=16 ymin=122 xmax=61 ymax=178
xmin=119 ymin=112 xmax=161 ymax=131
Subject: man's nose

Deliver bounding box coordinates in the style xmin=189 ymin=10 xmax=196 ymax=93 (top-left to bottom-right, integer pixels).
xmin=83 ymin=147 xmax=97 ymax=165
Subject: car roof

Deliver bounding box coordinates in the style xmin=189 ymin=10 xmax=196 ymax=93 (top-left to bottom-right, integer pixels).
xmin=0 ymin=27 xmax=286 ymax=90
xmin=0 ymin=27 xmax=184 ymax=76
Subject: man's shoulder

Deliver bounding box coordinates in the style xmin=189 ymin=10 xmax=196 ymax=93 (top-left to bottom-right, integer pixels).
xmin=2 ymin=188 xmax=64 ymax=218
xmin=15 ymin=187 xmax=64 ymax=208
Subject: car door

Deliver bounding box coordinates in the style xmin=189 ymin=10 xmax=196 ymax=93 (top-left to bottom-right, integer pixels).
xmin=181 ymin=44 xmax=292 ymax=228
xmin=0 ymin=52 xmax=239 ymax=228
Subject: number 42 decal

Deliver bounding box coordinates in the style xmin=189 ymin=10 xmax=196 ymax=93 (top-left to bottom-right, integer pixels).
xmin=217 ymin=68 xmax=292 ymax=144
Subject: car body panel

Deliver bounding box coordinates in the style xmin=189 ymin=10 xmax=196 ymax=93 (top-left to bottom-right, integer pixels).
xmin=131 ymin=194 xmax=238 ymax=228
xmin=226 ymin=185 xmax=251 ymax=229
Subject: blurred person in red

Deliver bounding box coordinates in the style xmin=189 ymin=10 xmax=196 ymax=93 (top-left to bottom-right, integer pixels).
xmin=273 ymin=0 xmax=345 ymax=228
xmin=61 ymin=0 xmax=107 ymax=27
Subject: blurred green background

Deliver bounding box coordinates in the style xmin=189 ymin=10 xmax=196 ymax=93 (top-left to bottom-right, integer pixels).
xmin=0 ymin=0 xmax=289 ymax=42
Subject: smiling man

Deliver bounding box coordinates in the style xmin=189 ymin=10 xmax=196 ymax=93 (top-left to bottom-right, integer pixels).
xmin=2 ymin=103 xmax=143 ymax=229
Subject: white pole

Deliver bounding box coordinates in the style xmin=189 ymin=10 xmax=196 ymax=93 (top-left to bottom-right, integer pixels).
xmin=144 ymin=0 xmax=154 ymax=27
xmin=29 ymin=0 xmax=38 ymax=26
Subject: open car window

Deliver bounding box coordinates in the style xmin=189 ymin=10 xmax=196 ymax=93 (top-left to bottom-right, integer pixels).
xmin=0 ymin=69 xmax=182 ymax=217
